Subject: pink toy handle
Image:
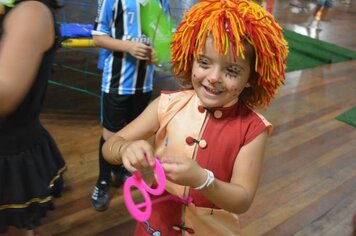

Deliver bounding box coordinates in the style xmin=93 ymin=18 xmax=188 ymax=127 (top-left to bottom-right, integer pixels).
xmin=123 ymin=158 xmax=166 ymax=222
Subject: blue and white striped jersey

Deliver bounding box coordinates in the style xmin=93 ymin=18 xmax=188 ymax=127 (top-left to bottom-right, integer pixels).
xmin=93 ymin=0 xmax=158 ymax=94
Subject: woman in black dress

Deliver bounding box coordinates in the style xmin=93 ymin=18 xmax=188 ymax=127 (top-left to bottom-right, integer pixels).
xmin=0 ymin=0 xmax=66 ymax=235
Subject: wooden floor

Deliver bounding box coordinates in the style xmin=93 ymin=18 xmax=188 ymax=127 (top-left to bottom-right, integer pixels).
xmin=37 ymin=0 xmax=356 ymax=235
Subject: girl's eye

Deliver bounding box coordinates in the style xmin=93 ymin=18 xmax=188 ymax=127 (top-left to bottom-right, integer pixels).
xmin=197 ymin=58 xmax=209 ymax=68
xmin=226 ymin=67 xmax=240 ymax=77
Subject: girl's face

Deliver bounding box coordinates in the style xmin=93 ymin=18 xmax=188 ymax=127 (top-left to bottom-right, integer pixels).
xmin=191 ymin=37 xmax=252 ymax=108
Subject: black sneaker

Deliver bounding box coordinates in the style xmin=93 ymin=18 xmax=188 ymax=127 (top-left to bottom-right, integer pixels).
xmin=91 ymin=180 xmax=110 ymax=211
xmin=112 ymin=165 xmax=132 ymax=188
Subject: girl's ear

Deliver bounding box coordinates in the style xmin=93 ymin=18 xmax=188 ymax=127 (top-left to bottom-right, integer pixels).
xmin=245 ymin=82 xmax=251 ymax=88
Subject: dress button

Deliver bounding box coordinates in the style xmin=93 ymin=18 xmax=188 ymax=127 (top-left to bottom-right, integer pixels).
xmin=198 ymin=105 xmax=205 ymax=113
xmin=198 ymin=139 xmax=207 ymax=149
xmin=214 ymin=110 xmax=223 ymax=119
xmin=185 ymin=136 xmax=195 ymax=145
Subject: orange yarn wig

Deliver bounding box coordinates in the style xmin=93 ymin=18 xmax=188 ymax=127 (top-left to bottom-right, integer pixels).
xmin=171 ymin=0 xmax=288 ymax=108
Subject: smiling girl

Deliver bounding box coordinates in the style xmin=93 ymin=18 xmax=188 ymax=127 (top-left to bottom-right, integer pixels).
xmin=102 ymin=0 xmax=288 ymax=235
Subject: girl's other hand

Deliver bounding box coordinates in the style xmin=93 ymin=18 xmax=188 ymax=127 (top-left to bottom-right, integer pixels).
xmin=121 ymin=140 xmax=155 ymax=173
xmin=160 ymin=156 xmax=207 ymax=188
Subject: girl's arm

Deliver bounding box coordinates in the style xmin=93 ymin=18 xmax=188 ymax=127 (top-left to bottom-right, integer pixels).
xmin=162 ymin=129 xmax=268 ymax=214
xmin=102 ymin=97 xmax=161 ymax=169
xmin=0 ymin=1 xmax=54 ymax=116
xmin=200 ymin=130 xmax=268 ymax=214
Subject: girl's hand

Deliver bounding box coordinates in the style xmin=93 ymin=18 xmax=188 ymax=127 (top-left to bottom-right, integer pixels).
xmin=127 ymin=41 xmax=153 ymax=61
xmin=160 ymin=156 xmax=207 ymax=188
xmin=121 ymin=140 xmax=155 ymax=173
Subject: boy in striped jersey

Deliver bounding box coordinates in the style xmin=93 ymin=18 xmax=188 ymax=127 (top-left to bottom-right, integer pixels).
xmin=91 ymin=0 xmax=170 ymax=212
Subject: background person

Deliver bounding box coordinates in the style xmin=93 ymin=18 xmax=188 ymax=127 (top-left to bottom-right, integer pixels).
xmin=90 ymin=0 xmax=171 ymax=212
xmin=0 ymin=0 xmax=66 ymax=235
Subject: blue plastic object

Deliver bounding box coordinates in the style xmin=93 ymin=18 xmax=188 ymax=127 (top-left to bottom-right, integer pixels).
xmin=60 ymin=23 xmax=94 ymax=38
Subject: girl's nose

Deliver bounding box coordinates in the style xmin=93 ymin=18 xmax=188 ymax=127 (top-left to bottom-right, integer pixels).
xmin=207 ymin=76 xmax=219 ymax=84
xmin=207 ymin=68 xmax=221 ymax=84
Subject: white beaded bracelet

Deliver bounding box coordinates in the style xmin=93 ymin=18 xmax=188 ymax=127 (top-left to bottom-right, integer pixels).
xmin=193 ymin=169 xmax=215 ymax=190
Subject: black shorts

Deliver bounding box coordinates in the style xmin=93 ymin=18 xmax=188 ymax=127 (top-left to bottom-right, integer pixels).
xmin=101 ymin=92 xmax=152 ymax=132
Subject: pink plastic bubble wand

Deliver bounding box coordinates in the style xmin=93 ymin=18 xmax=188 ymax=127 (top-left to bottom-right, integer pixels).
xmin=123 ymin=158 xmax=166 ymax=222
xmin=123 ymin=157 xmax=192 ymax=222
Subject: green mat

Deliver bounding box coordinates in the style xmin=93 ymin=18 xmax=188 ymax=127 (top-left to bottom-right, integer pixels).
xmin=284 ymin=30 xmax=356 ymax=72
xmin=336 ymin=106 xmax=356 ymax=127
